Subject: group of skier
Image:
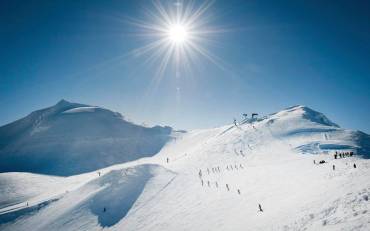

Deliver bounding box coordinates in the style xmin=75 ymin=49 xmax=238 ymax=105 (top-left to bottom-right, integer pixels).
xmin=334 ymin=151 xmax=354 ymax=159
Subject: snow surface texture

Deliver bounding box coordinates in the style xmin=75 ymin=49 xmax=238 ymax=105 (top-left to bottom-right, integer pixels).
xmin=0 ymin=100 xmax=173 ymax=175
xmin=0 ymin=104 xmax=369 ymax=230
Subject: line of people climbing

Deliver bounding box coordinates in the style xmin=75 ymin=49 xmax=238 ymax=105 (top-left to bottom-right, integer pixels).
xmin=198 ymin=163 xmax=245 ymax=178
xmin=200 ymin=179 xmax=242 ymax=195
xmin=199 ymin=177 xmax=264 ymax=212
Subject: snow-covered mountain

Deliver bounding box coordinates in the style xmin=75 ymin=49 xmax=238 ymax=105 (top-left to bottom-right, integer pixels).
xmin=0 ymin=100 xmax=173 ymax=175
xmin=0 ymin=104 xmax=369 ymax=230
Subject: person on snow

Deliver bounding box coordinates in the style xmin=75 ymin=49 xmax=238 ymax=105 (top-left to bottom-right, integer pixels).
xmin=201 ymin=179 xmax=204 ymax=186
xmin=332 ymin=165 xmax=335 ymax=170
xmin=354 ymin=163 xmax=357 ymax=168
xmin=237 ymin=189 xmax=241 ymax=195
xmin=166 ymin=157 xmax=169 ymax=163
xmin=226 ymin=184 xmax=230 ymax=191
xmin=234 ymin=119 xmax=237 ymax=126
xmin=258 ymin=204 xmax=263 ymax=212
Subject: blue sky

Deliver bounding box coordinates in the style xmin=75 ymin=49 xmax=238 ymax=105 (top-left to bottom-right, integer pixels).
xmin=1 ymin=0 xmax=369 ymax=132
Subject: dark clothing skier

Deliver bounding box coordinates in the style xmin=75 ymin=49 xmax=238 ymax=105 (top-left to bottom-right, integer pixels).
xmin=258 ymin=204 xmax=263 ymax=212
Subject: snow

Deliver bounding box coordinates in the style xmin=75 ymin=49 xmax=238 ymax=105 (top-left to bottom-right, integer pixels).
xmin=62 ymin=106 xmax=100 ymax=114
xmin=0 ymin=100 xmax=173 ymax=176
xmin=0 ymin=103 xmax=369 ymax=230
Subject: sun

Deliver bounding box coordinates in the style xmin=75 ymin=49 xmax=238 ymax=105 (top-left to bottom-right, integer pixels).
xmin=129 ymin=1 xmax=225 ymax=79
xmin=167 ymin=24 xmax=188 ymax=44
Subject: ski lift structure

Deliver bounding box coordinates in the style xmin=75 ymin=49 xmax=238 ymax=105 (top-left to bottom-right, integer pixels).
xmin=240 ymin=112 xmax=265 ymax=124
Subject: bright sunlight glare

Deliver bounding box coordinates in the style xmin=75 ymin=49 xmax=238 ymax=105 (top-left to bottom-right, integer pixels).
xmin=129 ymin=0 xmax=225 ymax=80
xmin=168 ymin=24 xmax=188 ymax=44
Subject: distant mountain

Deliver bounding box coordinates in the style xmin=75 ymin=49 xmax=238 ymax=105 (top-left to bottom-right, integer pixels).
xmin=0 ymin=100 xmax=173 ymax=176
xmin=263 ymin=105 xmax=370 ymax=157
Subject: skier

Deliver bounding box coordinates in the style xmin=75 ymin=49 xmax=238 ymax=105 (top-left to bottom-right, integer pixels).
xmin=226 ymin=184 xmax=230 ymax=191
xmin=313 ymin=160 xmax=316 ymax=164
xmin=332 ymin=165 xmax=335 ymax=170
xmin=237 ymin=189 xmax=241 ymax=195
xmin=354 ymin=163 xmax=357 ymax=168
xmin=234 ymin=119 xmax=237 ymax=126
xmin=334 ymin=154 xmax=337 ymax=159
xmin=98 ymin=171 xmax=101 ymax=176
xmin=166 ymin=157 xmax=169 ymax=163
xmin=258 ymin=204 xmax=263 ymax=212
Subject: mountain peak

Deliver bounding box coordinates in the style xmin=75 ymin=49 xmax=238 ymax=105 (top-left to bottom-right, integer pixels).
xmin=55 ymin=99 xmax=77 ymax=107
xmin=56 ymin=99 xmax=70 ymax=105
xmin=52 ymin=99 xmax=88 ymax=112
xmin=278 ymin=105 xmax=339 ymax=127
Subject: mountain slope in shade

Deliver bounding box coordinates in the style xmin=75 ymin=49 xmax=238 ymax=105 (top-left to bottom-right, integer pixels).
xmin=0 ymin=100 xmax=173 ymax=176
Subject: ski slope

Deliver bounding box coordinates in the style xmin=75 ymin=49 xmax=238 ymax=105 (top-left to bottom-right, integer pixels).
xmin=0 ymin=105 xmax=369 ymax=230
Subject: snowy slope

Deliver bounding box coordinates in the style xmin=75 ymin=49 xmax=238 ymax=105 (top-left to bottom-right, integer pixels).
xmin=0 ymin=100 xmax=173 ymax=176
xmin=0 ymin=105 xmax=369 ymax=230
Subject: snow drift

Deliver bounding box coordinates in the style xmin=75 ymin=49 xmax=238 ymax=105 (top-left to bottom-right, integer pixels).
xmin=0 ymin=100 xmax=173 ymax=176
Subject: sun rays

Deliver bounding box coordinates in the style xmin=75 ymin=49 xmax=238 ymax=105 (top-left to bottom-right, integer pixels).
xmin=128 ymin=0 xmax=225 ymax=82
